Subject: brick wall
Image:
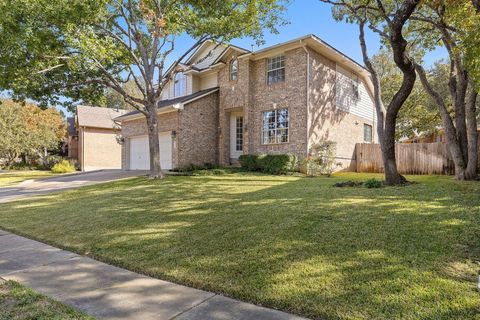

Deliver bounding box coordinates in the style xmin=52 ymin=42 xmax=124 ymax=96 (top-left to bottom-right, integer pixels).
xmin=249 ymin=47 xmax=309 ymax=158
xmin=177 ymin=92 xmax=219 ymax=167
xmin=120 ymin=93 xmax=219 ymax=170
xmin=308 ymin=48 xmax=377 ymax=171
xmin=218 ymin=50 xmax=251 ymax=164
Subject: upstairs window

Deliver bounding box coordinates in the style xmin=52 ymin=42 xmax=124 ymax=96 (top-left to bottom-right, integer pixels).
xmin=174 ymin=72 xmax=186 ymax=97
xmin=262 ymin=108 xmax=289 ymax=144
xmin=267 ymin=55 xmax=285 ymax=85
xmin=364 ymin=124 xmax=373 ymax=142
xmin=230 ymin=58 xmax=238 ymax=81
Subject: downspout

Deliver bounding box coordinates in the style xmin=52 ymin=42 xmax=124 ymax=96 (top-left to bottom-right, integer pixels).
xmin=82 ymin=126 xmax=85 ymax=172
xmin=301 ymin=40 xmax=310 ymax=155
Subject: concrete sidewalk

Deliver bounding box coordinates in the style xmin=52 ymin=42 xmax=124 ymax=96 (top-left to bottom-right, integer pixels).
xmin=0 ymin=230 xmax=307 ymax=320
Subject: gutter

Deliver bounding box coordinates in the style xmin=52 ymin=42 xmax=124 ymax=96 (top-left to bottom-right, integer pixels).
xmin=301 ymin=40 xmax=310 ymax=155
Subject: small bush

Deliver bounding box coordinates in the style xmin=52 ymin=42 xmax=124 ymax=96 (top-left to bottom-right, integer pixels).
xmin=259 ymin=154 xmax=297 ymax=174
xmin=364 ymin=178 xmax=383 ymax=188
xmin=302 ymin=140 xmax=338 ymax=176
xmin=334 ymin=181 xmax=363 ymax=187
xmin=239 ymin=154 xmax=297 ymax=175
xmin=5 ymin=162 xmax=33 ymax=170
xmin=51 ymin=160 xmax=76 ymax=174
xmin=238 ymin=154 xmax=261 ymax=171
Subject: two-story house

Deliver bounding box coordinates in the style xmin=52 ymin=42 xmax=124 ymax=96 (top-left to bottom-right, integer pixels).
xmin=115 ymin=34 xmax=377 ymax=171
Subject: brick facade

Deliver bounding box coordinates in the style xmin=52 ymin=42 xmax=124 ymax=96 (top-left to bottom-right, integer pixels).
xmin=120 ymin=41 xmax=376 ymax=171
xmin=120 ymin=93 xmax=219 ymax=170
xmin=307 ymin=48 xmax=377 ymax=171
xmin=177 ymin=93 xmax=219 ymax=167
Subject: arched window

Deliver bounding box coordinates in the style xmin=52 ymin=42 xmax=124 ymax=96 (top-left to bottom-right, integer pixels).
xmin=230 ymin=58 xmax=238 ymax=81
xmin=174 ymin=72 xmax=186 ymax=97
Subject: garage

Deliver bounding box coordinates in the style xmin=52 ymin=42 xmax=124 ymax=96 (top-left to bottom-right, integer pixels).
xmin=129 ymin=132 xmax=173 ymax=170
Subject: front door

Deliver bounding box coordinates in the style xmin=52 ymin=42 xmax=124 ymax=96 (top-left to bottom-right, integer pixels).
xmin=230 ymin=113 xmax=243 ymax=160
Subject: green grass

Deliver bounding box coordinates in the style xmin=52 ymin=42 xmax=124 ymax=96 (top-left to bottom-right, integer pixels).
xmin=0 ymin=280 xmax=93 ymax=319
xmin=0 ymin=171 xmax=56 ymax=187
xmin=0 ymin=172 xmax=479 ymax=320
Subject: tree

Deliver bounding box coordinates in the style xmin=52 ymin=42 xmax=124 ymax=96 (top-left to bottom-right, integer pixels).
xmin=0 ymin=100 xmax=65 ymax=166
xmin=410 ymin=1 xmax=479 ymax=180
xmin=0 ymin=0 xmax=288 ymax=178
xmin=372 ymin=49 xmax=443 ymax=140
xmin=101 ymin=80 xmax=142 ymax=111
xmin=321 ymin=0 xmax=421 ymax=185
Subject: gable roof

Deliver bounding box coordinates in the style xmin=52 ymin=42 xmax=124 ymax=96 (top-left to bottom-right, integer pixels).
xmin=180 ymin=40 xmax=250 ymax=73
xmin=115 ymin=87 xmax=219 ymax=122
xmin=76 ymin=106 xmax=127 ymax=129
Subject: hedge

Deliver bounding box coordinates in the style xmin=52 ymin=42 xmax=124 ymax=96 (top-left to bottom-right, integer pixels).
xmin=239 ymin=154 xmax=297 ymax=174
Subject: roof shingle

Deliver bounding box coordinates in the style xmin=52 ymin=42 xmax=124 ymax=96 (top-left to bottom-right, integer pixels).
xmin=76 ymin=106 xmax=127 ymax=129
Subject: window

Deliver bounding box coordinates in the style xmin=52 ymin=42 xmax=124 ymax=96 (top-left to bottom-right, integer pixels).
xmin=173 ymin=72 xmax=186 ymax=97
xmin=364 ymin=124 xmax=373 ymax=142
xmin=230 ymin=58 xmax=238 ymax=81
xmin=351 ymin=75 xmax=359 ymax=99
xmin=236 ymin=116 xmax=243 ymax=151
xmin=267 ymin=55 xmax=285 ymax=85
xmin=262 ymin=108 xmax=289 ymax=144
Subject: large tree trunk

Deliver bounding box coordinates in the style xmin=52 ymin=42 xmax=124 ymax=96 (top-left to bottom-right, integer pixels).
xmin=415 ymin=63 xmax=469 ymax=180
xmin=357 ymin=1 xmax=419 ymax=186
xmin=465 ymin=89 xmax=478 ymax=179
xmin=145 ymin=103 xmax=164 ymax=179
xmin=382 ymin=117 xmax=407 ymax=185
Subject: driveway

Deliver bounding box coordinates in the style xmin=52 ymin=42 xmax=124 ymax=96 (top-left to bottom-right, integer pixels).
xmin=0 ymin=170 xmax=146 ymax=203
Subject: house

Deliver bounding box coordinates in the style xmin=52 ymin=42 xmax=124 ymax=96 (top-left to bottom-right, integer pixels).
xmin=67 ymin=106 xmax=127 ymax=171
xmin=404 ymin=127 xmax=480 ymax=144
xmin=115 ymin=34 xmax=377 ymax=171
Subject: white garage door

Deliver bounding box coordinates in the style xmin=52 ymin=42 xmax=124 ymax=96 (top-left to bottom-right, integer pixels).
xmin=129 ymin=133 xmax=172 ymax=170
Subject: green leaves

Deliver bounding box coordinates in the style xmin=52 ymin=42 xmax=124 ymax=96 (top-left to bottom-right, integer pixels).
xmin=0 ymin=0 xmax=288 ymax=109
xmin=0 ymin=100 xmax=65 ymax=163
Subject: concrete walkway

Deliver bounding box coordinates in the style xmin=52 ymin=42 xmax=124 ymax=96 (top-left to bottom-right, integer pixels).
xmin=0 ymin=170 xmax=147 ymax=203
xmin=0 ymin=230 xmax=307 ymax=320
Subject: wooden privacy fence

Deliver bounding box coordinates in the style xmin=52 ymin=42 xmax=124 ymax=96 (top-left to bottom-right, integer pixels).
xmin=355 ymin=142 xmax=455 ymax=175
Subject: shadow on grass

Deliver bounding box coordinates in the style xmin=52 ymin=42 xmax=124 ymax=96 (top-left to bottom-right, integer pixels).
xmin=0 ymin=174 xmax=479 ymax=319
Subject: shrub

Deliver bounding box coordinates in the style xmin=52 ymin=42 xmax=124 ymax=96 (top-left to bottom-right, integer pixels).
xmin=238 ymin=154 xmax=261 ymax=171
xmin=302 ymin=140 xmax=338 ymax=176
xmin=364 ymin=178 xmax=383 ymax=188
xmin=51 ymin=160 xmax=76 ymax=174
xmin=258 ymin=154 xmax=297 ymax=174
xmin=239 ymin=154 xmax=297 ymax=174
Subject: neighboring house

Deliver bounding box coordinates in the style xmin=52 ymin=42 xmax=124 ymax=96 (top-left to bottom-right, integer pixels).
xmin=115 ymin=34 xmax=377 ymax=171
xmin=67 ymin=106 xmax=127 ymax=171
xmin=403 ymin=125 xmax=480 ymax=144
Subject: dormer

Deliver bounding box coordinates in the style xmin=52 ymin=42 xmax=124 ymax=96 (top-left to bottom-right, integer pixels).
xmin=162 ymin=40 xmax=249 ymax=100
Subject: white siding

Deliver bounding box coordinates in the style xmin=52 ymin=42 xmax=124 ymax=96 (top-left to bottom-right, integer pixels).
xmin=335 ymin=64 xmax=375 ymax=122
xmin=161 ymin=74 xmax=194 ymax=99
xmin=191 ymin=75 xmax=200 ymax=93
xmin=199 ymin=72 xmax=218 ymax=90
xmin=192 ymin=42 xmax=225 ymax=70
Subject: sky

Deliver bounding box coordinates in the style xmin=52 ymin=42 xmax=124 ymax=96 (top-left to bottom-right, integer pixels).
xmin=49 ymin=0 xmax=447 ymax=116
xmin=164 ymin=0 xmax=447 ymax=70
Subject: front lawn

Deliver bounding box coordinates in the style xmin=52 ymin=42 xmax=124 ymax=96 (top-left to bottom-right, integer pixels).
xmin=0 ymin=170 xmax=56 ymax=187
xmin=0 ymin=280 xmax=93 ymax=319
xmin=0 ymin=172 xmax=479 ymax=319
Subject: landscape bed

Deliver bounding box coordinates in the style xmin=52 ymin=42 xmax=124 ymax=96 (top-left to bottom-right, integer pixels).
xmin=0 ymin=172 xmax=479 ymax=319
